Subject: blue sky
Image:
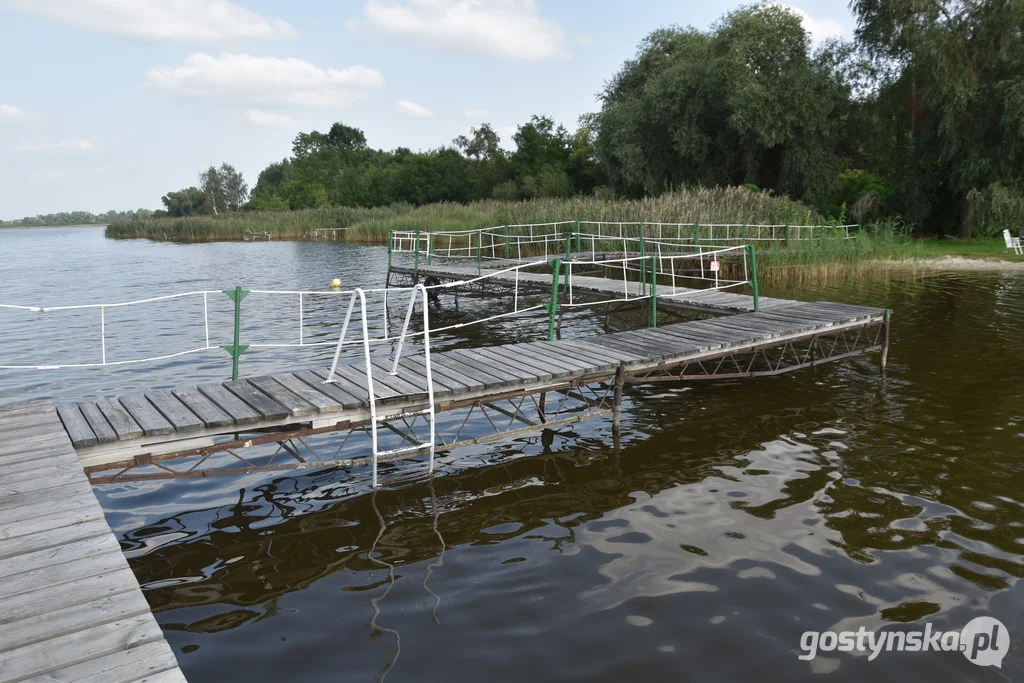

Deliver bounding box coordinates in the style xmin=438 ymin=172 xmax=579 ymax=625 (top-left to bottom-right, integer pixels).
xmin=0 ymin=0 xmax=856 ymax=219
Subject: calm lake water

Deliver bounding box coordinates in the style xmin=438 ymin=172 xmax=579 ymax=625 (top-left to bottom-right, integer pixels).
xmin=1 ymin=227 xmax=1022 ymax=681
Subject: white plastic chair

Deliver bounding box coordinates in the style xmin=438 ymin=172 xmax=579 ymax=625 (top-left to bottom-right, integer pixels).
xmin=1002 ymin=229 xmax=1022 ymax=255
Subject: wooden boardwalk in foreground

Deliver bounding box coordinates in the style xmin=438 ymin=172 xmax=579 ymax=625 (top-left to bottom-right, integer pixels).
xmin=59 ymin=299 xmax=886 ymax=472
xmin=0 ymin=403 xmax=185 ymax=682
xmin=390 ymin=260 xmax=795 ymax=313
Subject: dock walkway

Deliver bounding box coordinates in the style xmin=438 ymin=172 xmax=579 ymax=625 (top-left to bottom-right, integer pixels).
xmin=59 ymin=299 xmax=886 ymax=474
xmin=389 ymin=259 xmax=792 ymax=314
xmin=0 ymin=402 xmax=185 ymax=682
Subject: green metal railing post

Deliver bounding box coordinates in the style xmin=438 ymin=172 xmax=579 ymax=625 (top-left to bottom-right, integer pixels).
xmin=784 ymin=225 xmax=790 ymax=244
xmin=223 ymin=286 xmax=250 ymax=380
xmin=546 ymin=258 xmax=562 ymax=341
xmin=648 ymin=255 xmax=658 ymax=327
xmin=414 ymin=229 xmax=421 ymax=277
xmin=746 ymin=244 xmax=760 ymax=312
xmin=476 ymin=229 xmax=483 ymax=275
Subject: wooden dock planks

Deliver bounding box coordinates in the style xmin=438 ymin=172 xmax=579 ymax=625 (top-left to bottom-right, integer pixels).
xmin=61 ymin=300 xmax=887 ymax=454
xmin=0 ymin=402 xmax=186 ymax=682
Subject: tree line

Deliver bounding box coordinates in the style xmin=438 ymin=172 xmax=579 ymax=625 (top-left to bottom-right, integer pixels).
xmin=155 ymin=1 xmax=1022 ymax=237
xmin=0 ymin=209 xmax=154 ymax=228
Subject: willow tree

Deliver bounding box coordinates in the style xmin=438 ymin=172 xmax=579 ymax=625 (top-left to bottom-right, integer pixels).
xmin=596 ymin=4 xmax=853 ymax=202
xmin=851 ymin=0 xmax=1024 ymax=236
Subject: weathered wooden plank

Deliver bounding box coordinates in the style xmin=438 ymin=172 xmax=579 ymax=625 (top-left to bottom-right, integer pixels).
xmin=515 ymin=343 xmax=607 ymax=372
xmin=117 ymin=394 xmax=174 ymax=438
xmin=554 ymin=340 xmax=636 ymax=364
xmin=0 ymin=568 xmax=136 ymax=626
xmin=195 ymin=383 xmax=263 ymax=425
xmin=401 ymin=355 xmax=479 ymax=391
xmin=30 ymin=640 xmax=182 ymax=683
xmin=0 ymin=612 xmax=165 ymax=682
xmin=248 ymin=376 xmax=319 ymax=418
xmin=0 ymin=539 xmax=127 ymax=601
xmin=56 ymin=404 xmax=97 ymax=448
xmin=369 ymin=362 xmax=429 ymax=397
xmin=223 ymin=380 xmax=290 ymax=420
xmin=0 ymin=519 xmax=112 ymax=562
xmin=0 ymin=470 xmax=93 ymax=499
xmin=308 ymin=366 xmax=371 ymax=400
xmin=397 ymin=357 xmax=464 ymax=392
xmin=94 ymin=398 xmax=144 ymax=441
xmin=431 ymin=354 xmax=507 ymax=389
xmin=271 ymin=374 xmax=345 ymax=414
xmin=474 ymin=347 xmax=557 ymax=380
xmin=0 ymin=533 xmax=122 ymax=580
xmin=77 ymin=402 xmax=118 ymax=445
xmin=144 ymin=390 xmax=204 ymax=433
xmin=296 ymin=369 xmax=367 ymax=407
xmin=0 ymin=591 xmax=152 ymax=655
xmin=171 ymin=386 xmax=235 ymax=429
xmin=0 ymin=479 xmax=94 ymax=513
xmin=328 ymin=363 xmax=403 ymax=401
xmin=446 ymin=349 xmax=535 ymax=382
xmin=0 ymin=505 xmax=103 ymax=542
xmin=0 ymin=492 xmax=99 ymax=529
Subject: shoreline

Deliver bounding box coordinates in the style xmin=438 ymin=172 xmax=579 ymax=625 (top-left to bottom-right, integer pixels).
xmin=880 ymin=255 xmax=1024 ymax=272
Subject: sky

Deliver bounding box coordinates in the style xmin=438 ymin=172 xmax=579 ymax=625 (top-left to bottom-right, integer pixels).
xmin=0 ymin=0 xmax=857 ymax=219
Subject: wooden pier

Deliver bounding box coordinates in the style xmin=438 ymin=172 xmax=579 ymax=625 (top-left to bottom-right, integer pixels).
xmin=55 ymin=296 xmax=888 ymax=483
xmin=0 ymin=402 xmax=185 ymax=682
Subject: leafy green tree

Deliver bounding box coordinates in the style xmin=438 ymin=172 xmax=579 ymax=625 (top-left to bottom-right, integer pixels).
xmin=161 ymin=187 xmax=207 ymax=217
xmin=596 ymin=5 xmax=852 ymax=202
xmin=850 ymin=0 xmax=1024 ymax=236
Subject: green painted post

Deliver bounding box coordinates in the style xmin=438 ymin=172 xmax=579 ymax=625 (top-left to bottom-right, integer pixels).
xmin=546 ymin=258 xmax=562 ymax=341
xmin=223 ymin=286 xmax=250 ymax=380
xmin=649 ymin=255 xmax=658 ymax=327
xmin=414 ymin=229 xmax=421 ymax=277
xmin=784 ymin=225 xmax=790 ymax=244
xmin=476 ymin=230 xmax=483 ymax=275
xmin=746 ymin=245 xmax=760 ymax=312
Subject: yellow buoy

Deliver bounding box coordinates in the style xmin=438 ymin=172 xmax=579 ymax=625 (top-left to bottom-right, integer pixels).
xmin=330 ymin=278 xmax=342 ymax=289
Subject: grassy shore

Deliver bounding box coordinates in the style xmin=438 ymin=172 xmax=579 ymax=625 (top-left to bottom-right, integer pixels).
xmin=105 ymin=188 xmax=827 ymax=243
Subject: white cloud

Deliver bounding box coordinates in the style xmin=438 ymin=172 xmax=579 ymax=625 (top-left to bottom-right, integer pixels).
xmin=0 ymin=104 xmax=31 ymax=124
xmin=351 ymin=0 xmax=570 ymax=62
xmin=777 ymin=4 xmax=846 ymax=44
xmin=245 ymin=109 xmax=294 ymax=127
xmin=146 ymin=53 xmax=384 ymax=108
xmin=0 ymin=0 xmax=296 ymax=41
xmin=394 ymin=100 xmax=433 ymax=117
xmin=463 ymin=107 xmax=490 ymax=119
xmin=14 ymin=139 xmax=98 ymax=153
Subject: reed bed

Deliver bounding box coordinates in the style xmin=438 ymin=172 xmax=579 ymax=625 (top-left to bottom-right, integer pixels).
xmin=106 ymin=188 xmax=826 ymax=243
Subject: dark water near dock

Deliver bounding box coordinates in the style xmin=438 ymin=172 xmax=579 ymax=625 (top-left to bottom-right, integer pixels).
xmin=1 ymin=227 xmax=1022 ymax=681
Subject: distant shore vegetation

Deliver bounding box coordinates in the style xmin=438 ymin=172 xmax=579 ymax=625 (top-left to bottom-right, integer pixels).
xmin=105 ymin=2 xmax=1022 ymax=243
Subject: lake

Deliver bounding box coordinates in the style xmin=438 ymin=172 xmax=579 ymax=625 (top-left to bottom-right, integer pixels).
xmin=1 ymin=227 xmax=1021 ymax=681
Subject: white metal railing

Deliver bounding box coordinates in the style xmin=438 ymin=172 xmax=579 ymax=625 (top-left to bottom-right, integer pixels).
xmin=324 ymin=284 xmax=437 ymax=488
xmin=1 ymin=238 xmax=761 ymax=377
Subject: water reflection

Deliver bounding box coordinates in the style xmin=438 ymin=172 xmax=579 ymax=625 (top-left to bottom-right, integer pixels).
xmin=4 ymin=228 xmax=1023 ymax=681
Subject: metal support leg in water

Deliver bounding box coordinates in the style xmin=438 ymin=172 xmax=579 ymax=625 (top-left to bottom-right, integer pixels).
xmin=881 ymin=309 xmax=892 ymax=369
